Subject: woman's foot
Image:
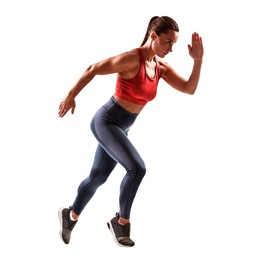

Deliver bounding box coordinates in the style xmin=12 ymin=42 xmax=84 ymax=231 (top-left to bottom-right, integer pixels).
xmin=107 ymin=213 xmax=135 ymax=247
xmin=58 ymin=207 xmax=77 ymax=244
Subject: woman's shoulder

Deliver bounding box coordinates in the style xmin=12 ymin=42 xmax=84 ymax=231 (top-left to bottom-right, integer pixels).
xmin=156 ymin=58 xmax=173 ymax=78
xmin=119 ymin=48 xmax=140 ymax=61
xmin=115 ymin=48 xmax=141 ymax=67
xmin=116 ymin=48 xmax=141 ymax=77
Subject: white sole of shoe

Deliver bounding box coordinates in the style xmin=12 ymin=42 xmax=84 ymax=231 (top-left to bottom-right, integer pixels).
xmin=58 ymin=207 xmax=65 ymax=242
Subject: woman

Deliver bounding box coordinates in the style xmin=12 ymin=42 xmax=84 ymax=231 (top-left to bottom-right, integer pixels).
xmin=58 ymin=16 xmax=204 ymax=247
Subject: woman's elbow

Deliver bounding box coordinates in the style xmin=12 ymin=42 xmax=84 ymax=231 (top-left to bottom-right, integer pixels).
xmin=187 ymin=88 xmax=196 ymax=95
xmin=184 ymin=82 xmax=198 ymax=95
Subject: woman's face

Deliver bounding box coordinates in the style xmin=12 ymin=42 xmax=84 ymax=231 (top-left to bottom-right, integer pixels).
xmin=152 ymin=30 xmax=179 ymax=58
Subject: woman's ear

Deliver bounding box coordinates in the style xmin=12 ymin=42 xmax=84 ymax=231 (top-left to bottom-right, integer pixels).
xmin=150 ymin=31 xmax=157 ymax=41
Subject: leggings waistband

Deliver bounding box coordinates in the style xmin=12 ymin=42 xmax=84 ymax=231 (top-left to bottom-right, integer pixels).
xmin=103 ymin=96 xmax=139 ymax=119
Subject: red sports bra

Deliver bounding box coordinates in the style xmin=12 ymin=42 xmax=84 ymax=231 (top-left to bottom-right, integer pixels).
xmin=114 ymin=48 xmax=161 ymax=106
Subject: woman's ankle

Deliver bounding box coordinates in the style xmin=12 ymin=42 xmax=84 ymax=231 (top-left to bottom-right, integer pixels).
xmin=71 ymin=210 xmax=79 ymax=221
xmin=118 ymin=217 xmax=129 ymax=225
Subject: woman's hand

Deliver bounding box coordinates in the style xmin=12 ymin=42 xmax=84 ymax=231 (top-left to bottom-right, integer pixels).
xmin=58 ymin=94 xmax=76 ymax=117
xmin=188 ymin=32 xmax=204 ymax=61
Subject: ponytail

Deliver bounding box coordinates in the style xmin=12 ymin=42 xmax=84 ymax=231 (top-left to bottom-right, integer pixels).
xmin=140 ymin=16 xmax=179 ymax=47
xmin=140 ymin=16 xmax=159 ymax=47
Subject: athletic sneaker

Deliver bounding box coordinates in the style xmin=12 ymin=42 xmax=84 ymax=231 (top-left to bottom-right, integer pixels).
xmin=58 ymin=207 xmax=77 ymax=244
xmin=107 ymin=212 xmax=135 ymax=247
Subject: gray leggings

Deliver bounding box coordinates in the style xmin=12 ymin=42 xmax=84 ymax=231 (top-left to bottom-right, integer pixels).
xmin=72 ymin=96 xmax=146 ymax=219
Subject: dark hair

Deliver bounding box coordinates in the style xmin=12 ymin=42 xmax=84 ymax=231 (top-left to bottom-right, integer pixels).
xmin=140 ymin=16 xmax=179 ymax=47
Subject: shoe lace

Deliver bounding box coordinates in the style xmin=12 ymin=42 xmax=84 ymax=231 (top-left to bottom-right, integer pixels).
xmin=121 ymin=224 xmax=131 ymax=237
xmin=68 ymin=220 xmax=77 ymax=230
xmin=65 ymin=212 xmax=77 ymax=230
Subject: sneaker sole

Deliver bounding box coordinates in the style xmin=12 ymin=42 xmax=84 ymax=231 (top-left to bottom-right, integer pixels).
xmin=58 ymin=207 xmax=65 ymax=242
xmin=107 ymin=220 xmax=133 ymax=248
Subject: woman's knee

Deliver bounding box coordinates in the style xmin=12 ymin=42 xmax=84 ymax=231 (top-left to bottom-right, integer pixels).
xmin=127 ymin=160 xmax=146 ymax=179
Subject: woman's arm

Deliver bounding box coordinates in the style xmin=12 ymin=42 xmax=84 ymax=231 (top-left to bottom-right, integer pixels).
xmin=58 ymin=50 xmax=139 ymax=117
xmin=161 ymin=32 xmax=204 ymax=94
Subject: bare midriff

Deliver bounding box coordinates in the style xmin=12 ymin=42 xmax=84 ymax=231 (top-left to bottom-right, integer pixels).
xmin=113 ymin=95 xmax=144 ymax=114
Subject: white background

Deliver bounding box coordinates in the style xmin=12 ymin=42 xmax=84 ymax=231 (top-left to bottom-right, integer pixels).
xmin=1 ymin=0 xmax=259 ymax=259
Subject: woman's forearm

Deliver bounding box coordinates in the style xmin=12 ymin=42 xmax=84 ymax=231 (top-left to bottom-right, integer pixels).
xmin=185 ymin=59 xmax=203 ymax=94
xmin=67 ymin=66 xmax=95 ymax=98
